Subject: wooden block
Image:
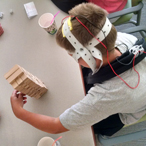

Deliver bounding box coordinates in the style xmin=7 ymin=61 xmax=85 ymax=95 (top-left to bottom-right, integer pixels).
xmin=34 ymin=91 xmax=47 ymax=99
xmin=27 ymin=78 xmax=40 ymax=88
xmin=21 ymin=76 xmax=32 ymax=85
xmin=23 ymin=83 xmax=30 ymax=89
xmin=15 ymin=85 xmax=28 ymax=95
xmin=24 ymin=71 xmax=33 ymax=80
xmin=16 ymin=79 xmax=47 ymax=98
xmin=28 ymin=83 xmax=42 ymax=97
xmin=24 ymin=72 xmax=40 ymax=86
xmin=20 ymin=78 xmax=40 ymax=97
xmin=24 ymin=79 xmax=38 ymax=89
xmin=5 ymin=64 xmax=48 ymax=99
xmin=4 ymin=64 xmax=20 ymax=79
xmin=11 ymin=74 xmax=27 ymax=89
xmin=15 ymin=78 xmax=33 ymax=95
xmin=18 ymin=78 xmax=34 ymax=96
xmin=19 ymin=68 xmax=47 ymax=89
xmin=20 ymin=73 xmax=28 ymax=81
xmin=31 ymin=88 xmax=42 ymax=97
xmin=33 ymin=87 xmax=48 ymax=99
xmin=15 ymin=77 xmax=23 ymax=85
xmin=33 ymin=76 xmax=43 ymax=86
xmin=11 ymin=80 xmax=18 ymax=89
xmin=21 ymin=67 xmax=29 ymax=74
xmin=39 ymin=87 xmax=48 ymax=96
xmin=15 ymin=78 xmax=26 ymax=93
xmin=25 ymin=80 xmax=46 ymax=98
xmin=33 ymin=76 xmax=47 ymax=88
xmin=12 ymin=78 xmax=23 ymax=90
xmin=33 ymin=91 xmax=41 ymax=99
xmin=19 ymin=75 xmax=33 ymax=94
xmin=11 ymin=74 xmax=29 ymax=94
xmin=27 ymin=87 xmax=37 ymax=97
xmin=19 ymin=67 xmax=34 ymax=82
xmin=7 ymin=68 xmax=24 ymax=84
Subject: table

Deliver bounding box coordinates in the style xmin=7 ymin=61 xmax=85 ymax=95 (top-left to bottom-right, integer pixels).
xmin=0 ymin=0 xmax=95 ymax=146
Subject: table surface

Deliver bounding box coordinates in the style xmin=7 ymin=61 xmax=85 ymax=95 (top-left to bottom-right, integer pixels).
xmin=0 ymin=0 xmax=95 ymax=146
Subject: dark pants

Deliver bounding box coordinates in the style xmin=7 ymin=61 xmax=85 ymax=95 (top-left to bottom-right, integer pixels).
xmin=93 ymin=114 xmax=124 ymax=136
xmin=82 ymin=67 xmax=124 ymax=136
xmin=51 ymin=0 xmax=87 ymax=13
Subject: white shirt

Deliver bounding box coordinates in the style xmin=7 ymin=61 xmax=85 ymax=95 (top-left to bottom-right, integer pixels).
xmin=59 ymin=32 xmax=146 ymax=130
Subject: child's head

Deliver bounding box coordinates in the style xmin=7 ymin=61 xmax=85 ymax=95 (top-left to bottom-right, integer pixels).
xmin=56 ymin=3 xmax=117 ymax=57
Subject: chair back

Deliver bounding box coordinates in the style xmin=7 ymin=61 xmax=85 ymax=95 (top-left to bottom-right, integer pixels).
xmin=132 ymin=0 xmax=142 ymax=7
xmin=112 ymin=0 xmax=133 ymax=25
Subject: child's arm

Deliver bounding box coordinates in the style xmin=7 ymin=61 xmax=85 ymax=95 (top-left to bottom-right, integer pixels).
xmin=10 ymin=90 xmax=68 ymax=134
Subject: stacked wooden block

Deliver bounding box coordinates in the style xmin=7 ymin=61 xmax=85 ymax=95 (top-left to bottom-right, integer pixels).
xmin=4 ymin=65 xmax=48 ymax=99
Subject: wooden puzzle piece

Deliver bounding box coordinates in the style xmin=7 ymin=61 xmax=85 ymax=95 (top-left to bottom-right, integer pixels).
xmin=15 ymin=77 xmax=34 ymax=95
xmin=4 ymin=65 xmax=20 ymax=79
xmin=7 ymin=68 xmax=24 ymax=84
xmin=33 ymin=87 xmax=48 ymax=99
xmin=17 ymin=75 xmax=42 ymax=97
xmin=10 ymin=70 xmax=43 ymax=97
xmin=11 ymin=80 xmax=18 ymax=89
xmin=11 ymin=73 xmax=27 ymax=88
xmin=4 ymin=65 xmax=48 ymax=99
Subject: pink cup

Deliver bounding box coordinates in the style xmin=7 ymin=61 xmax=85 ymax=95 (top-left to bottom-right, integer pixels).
xmin=38 ymin=13 xmax=57 ymax=35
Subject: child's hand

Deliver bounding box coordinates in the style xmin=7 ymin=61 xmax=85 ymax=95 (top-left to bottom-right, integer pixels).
xmin=10 ymin=90 xmax=27 ymax=118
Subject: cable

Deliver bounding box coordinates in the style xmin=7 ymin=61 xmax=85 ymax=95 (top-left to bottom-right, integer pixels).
xmin=71 ymin=15 xmax=100 ymax=29
xmin=75 ymin=17 xmax=107 ymax=48
xmin=61 ymin=15 xmax=74 ymax=24
xmin=116 ymin=56 xmax=135 ymax=66
xmin=61 ymin=15 xmax=146 ymax=89
xmin=73 ymin=16 xmax=146 ymax=89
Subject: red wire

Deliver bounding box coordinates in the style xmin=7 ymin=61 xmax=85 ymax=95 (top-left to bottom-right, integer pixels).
xmin=61 ymin=16 xmax=70 ymax=24
xmin=61 ymin=16 xmax=74 ymax=24
xmin=75 ymin=17 xmax=146 ymax=89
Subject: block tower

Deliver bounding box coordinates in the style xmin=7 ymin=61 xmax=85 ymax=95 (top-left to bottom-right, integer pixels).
xmin=4 ymin=65 xmax=48 ymax=99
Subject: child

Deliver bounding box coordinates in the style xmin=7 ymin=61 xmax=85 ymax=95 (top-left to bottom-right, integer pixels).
xmin=11 ymin=3 xmax=146 ymax=136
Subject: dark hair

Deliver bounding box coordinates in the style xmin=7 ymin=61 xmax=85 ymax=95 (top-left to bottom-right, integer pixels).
xmin=56 ymin=3 xmax=117 ymax=56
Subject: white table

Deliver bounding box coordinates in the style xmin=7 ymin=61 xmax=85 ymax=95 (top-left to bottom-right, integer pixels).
xmin=0 ymin=0 xmax=95 ymax=146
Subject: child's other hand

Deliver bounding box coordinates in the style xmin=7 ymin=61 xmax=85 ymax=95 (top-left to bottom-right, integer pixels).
xmin=10 ymin=90 xmax=27 ymax=118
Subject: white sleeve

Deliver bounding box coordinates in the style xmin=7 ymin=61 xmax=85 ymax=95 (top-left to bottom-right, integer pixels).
xmin=59 ymin=100 xmax=100 ymax=130
xmin=59 ymin=87 xmax=112 ymax=131
xmin=115 ymin=32 xmax=138 ymax=53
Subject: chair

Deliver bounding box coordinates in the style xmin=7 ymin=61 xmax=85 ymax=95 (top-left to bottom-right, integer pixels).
xmin=121 ymin=25 xmax=146 ymax=41
xmin=108 ymin=0 xmax=143 ymax=26
xmin=97 ymin=114 xmax=146 ymax=146
xmin=108 ymin=0 xmax=146 ymax=38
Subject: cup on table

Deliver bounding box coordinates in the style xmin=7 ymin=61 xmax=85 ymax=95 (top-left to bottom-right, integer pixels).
xmin=37 ymin=137 xmax=61 ymax=146
xmin=38 ymin=13 xmax=57 ymax=35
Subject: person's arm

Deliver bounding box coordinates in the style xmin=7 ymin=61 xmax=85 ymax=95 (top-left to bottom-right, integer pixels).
xmin=10 ymin=90 xmax=68 ymax=134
